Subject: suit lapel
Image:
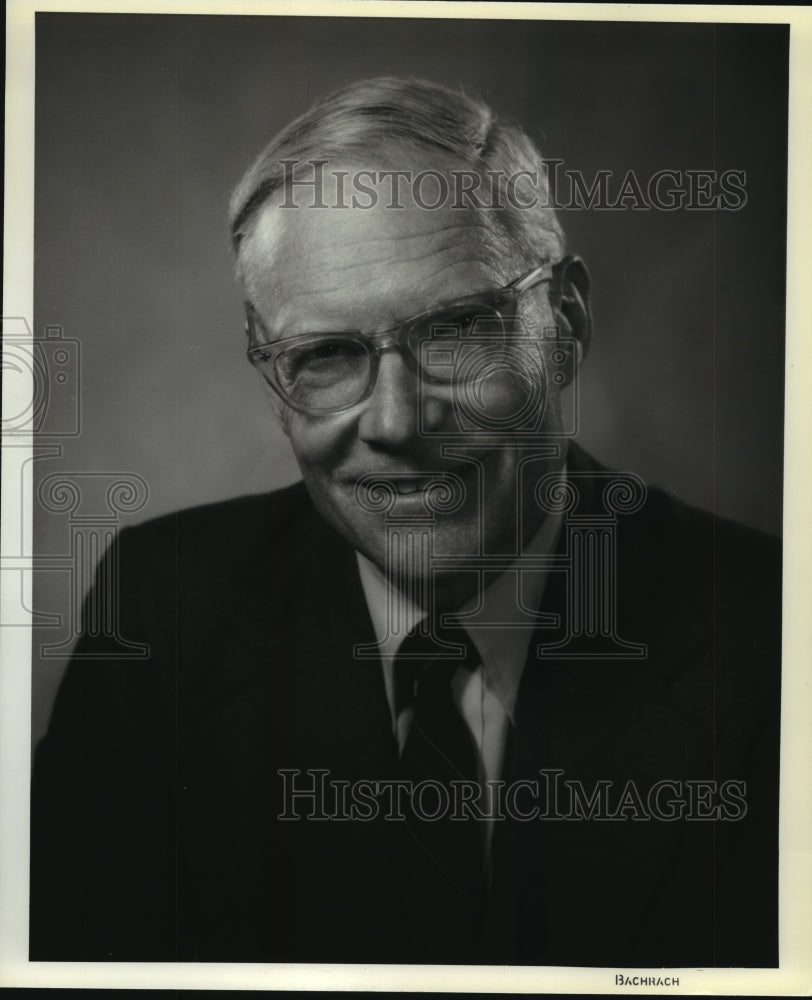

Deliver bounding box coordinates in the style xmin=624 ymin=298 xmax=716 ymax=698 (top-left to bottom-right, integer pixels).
xmin=175 ymin=498 xmax=401 ymax=959
xmin=488 ymin=446 xmax=718 ymax=961
xmin=282 ymin=509 xmax=397 ymax=775
xmin=187 ymin=498 xmax=396 ymax=783
xmin=506 ymin=444 xmax=715 ymax=778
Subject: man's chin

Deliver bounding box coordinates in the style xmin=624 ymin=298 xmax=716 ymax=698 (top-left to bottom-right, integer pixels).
xmin=355 ymin=524 xmax=490 ymax=609
xmin=389 ymin=564 xmax=483 ymax=613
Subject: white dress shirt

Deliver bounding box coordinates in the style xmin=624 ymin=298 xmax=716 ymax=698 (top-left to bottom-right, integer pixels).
xmin=356 ymin=499 xmax=563 ymax=857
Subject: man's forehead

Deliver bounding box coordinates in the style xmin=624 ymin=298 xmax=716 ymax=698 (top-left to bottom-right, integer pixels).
xmin=251 ymin=155 xmax=499 ymax=245
xmin=240 ymin=159 xmax=505 ymax=333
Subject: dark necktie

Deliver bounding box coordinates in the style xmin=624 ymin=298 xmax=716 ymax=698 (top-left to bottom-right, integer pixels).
xmin=393 ymin=618 xmax=485 ymax=905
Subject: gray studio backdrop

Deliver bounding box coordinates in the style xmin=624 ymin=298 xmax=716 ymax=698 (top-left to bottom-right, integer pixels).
xmin=31 ymin=14 xmax=788 ymax=744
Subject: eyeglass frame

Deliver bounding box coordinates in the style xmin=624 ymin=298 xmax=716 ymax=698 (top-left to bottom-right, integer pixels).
xmin=244 ymin=255 xmax=571 ymax=416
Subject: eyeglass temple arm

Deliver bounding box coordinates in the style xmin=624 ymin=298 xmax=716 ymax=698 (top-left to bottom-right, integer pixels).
xmin=510 ymin=255 xmax=573 ymax=298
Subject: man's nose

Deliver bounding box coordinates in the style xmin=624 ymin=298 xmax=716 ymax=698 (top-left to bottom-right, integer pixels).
xmin=357 ymin=351 xmax=445 ymax=449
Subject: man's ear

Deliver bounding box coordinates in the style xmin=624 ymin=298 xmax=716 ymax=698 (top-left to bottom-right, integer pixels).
xmin=555 ymin=255 xmax=592 ymax=366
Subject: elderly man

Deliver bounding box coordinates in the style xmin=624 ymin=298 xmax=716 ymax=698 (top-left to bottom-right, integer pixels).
xmin=31 ymin=77 xmax=780 ymax=967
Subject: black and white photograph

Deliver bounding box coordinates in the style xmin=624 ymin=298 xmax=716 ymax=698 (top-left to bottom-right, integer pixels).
xmin=2 ymin=1 xmax=811 ymax=993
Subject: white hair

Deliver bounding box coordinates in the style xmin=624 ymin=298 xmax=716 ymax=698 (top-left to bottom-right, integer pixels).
xmin=229 ymin=76 xmax=566 ymax=274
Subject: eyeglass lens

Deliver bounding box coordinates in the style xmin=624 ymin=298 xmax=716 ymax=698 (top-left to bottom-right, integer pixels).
xmin=271 ymin=303 xmax=508 ymax=411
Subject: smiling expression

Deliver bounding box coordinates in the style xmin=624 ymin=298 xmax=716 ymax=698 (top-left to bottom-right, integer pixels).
xmin=239 ymin=160 xmax=568 ymax=607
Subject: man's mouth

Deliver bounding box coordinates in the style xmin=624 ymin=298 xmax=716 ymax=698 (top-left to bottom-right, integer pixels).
xmin=350 ymin=462 xmax=487 ymax=509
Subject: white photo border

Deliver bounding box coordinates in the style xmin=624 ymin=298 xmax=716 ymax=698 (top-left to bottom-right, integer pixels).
xmin=2 ymin=1 xmax=810 ymax=993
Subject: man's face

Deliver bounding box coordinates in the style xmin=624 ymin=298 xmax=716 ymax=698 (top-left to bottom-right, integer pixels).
xmin=240 ymin=161 xmax=568 ymax=605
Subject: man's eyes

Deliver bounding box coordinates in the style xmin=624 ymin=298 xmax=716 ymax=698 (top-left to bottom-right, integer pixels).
xmin=297 ymin=341 xmax=359 ymax=363
xmin=274 ymin=302 xmax=505 ymax=378
xmin=279 ymin=339 xmax=367 ymax=381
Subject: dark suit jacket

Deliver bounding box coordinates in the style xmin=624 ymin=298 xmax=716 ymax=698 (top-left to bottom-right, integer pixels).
xmin=30 ymin=445 xmax=781 ymax=966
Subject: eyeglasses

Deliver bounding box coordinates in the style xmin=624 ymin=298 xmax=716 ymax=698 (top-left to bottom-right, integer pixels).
xmin=245 ymin=258 xmax=567 ymax=416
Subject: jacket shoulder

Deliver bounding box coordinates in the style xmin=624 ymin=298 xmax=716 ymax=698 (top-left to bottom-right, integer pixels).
xmin=640 ymin=477 xmax=781 ymax=599
xmin=116 ymin=480 xmax=313 ymax=569
xmin=569 ymin=443 xmax=781 ymax=589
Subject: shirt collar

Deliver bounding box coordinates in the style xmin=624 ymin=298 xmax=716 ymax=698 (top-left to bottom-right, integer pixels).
xmin=453 ymin=505 xmax=562 ymax=720
xmin=356 ymin=467 xmax=565 ymax=724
